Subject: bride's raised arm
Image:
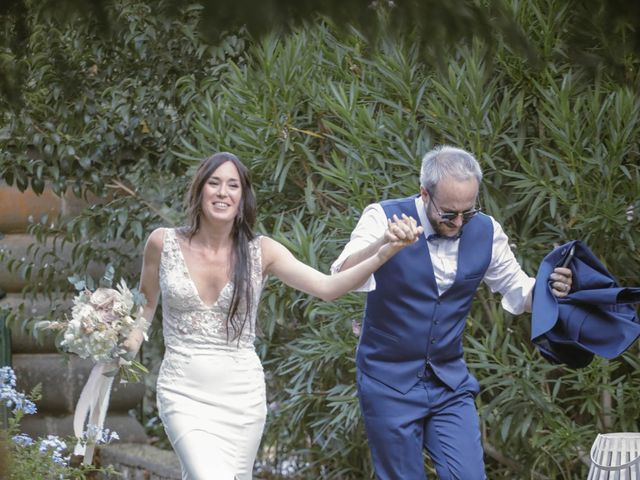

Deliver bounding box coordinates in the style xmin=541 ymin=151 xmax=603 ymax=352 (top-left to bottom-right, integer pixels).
xmin=262 ymin=214 xmax=423 ymax=301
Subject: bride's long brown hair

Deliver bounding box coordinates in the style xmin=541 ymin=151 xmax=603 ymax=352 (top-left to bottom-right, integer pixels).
xmin=183 ymin=152 xmax=257 ymax=341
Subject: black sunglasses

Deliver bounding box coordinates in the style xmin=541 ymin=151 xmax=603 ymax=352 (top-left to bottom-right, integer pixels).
xmin=428 ymin=195 xmax=480 ymax=222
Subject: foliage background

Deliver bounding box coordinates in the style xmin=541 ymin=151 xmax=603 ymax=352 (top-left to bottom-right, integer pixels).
xmin=1 ymin=0 xmax=639 ymax=478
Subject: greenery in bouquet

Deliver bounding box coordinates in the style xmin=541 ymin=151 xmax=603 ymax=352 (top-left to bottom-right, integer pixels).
xmin=0 ymin=367 xmax=118 ymax=479
xmin=39 ymin=265 xmax=149 ymax=383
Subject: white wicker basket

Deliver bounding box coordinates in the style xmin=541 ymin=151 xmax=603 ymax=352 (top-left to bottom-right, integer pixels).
xmin=588 ymin=433 xmax=640 ymax=480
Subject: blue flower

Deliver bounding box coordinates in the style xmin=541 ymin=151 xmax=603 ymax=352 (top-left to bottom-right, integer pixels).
xmin=0 ymin=386 xmax=37 ymax=414
xmin=0 ymin=366 xmax=17 ymax=387
xmin=12 ymin=433 xmax=34 ymax=447
xmin=39 ymin=434 xmax=67 ymax=452
xmin=0 ymin=366 xmax=37 ymax=414
xmin=39 ymin=435 xmax=69 ymax=467
xmin=103 ymin=429 xmax=120 ymax=443
xmin=83 ymin=425 xmax=120 ymax=444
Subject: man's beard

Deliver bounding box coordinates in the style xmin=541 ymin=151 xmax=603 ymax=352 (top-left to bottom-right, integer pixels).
xmin=429 ymin=216 xmax=462 ymax=238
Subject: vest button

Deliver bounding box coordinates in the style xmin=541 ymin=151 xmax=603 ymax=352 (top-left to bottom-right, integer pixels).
xmin=434 ymin=320 xmax=439 ymax=325
xmin=430 ymin=338 xmax=435 ymax=344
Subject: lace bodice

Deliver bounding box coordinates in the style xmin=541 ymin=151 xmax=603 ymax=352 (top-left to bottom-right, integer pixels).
xmin=159 ymin=228 xmax=264 ymax=353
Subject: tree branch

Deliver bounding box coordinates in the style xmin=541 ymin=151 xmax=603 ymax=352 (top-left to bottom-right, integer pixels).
xmin=106 ymin=179 xmax=175 ymax=225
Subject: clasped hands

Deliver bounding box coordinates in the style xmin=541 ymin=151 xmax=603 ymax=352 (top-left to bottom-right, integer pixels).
xmin=385 ymin=214 xmax=424 ymax=250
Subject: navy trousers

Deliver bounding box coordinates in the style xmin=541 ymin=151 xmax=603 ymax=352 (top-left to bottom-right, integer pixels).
xmin=357 ymin=367 xmax=486 ymax=480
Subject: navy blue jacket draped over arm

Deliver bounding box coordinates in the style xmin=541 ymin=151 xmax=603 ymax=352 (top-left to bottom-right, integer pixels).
xmin=531 ymin=240 xmax=640 ymax=368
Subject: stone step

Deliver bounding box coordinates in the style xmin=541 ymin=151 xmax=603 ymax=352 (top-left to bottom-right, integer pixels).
xmin=2 ymin=292 xmax=67 ymax=352
xmin=1 ymin=291 xmax=72 ymax=316
xmin=97 ymin=443 xmax=181 ymax=480
xmin=11 ymin=326 xmax=59 ymax=353
xmin=13 ymin=353 xmax=145 ymax=414
xmin=0 ymin=233 xmax=73 ymax=292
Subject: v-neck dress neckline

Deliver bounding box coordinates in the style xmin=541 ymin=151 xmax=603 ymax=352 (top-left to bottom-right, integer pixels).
xmin=172 ymin=231 xmax=233 ymax=309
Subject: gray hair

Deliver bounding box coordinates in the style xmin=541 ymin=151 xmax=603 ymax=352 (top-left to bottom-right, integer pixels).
xmin=419 ymin=145 xmax=483 ymax=193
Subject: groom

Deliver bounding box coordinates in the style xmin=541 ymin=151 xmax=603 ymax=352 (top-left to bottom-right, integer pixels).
xmin=332 ymin=145 xmax=573 ymax=479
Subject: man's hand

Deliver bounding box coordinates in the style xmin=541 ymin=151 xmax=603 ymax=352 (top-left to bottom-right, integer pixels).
xmin=376 ymin=214 xmax=423 ymax=262
xmin=550 ymin=267 xmax=573 ymax=298
xmin=385 ymin=214 xmax=424 ymax=248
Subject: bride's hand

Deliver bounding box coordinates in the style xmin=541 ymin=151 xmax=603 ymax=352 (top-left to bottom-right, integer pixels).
xmin=122 ymin=328 xmax=146 ymax=355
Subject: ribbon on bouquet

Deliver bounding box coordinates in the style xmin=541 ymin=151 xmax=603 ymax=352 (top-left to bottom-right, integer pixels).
xmin=73 ymin=361 xmax=117 ymax=464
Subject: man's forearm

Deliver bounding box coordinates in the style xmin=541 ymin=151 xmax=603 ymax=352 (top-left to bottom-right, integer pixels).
xmin=338 ymin=235 xmax=387 ymax=272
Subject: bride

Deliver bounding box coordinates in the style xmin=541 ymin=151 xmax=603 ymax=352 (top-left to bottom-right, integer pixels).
xmin=125 ymin=152 xmax=422 ymax=479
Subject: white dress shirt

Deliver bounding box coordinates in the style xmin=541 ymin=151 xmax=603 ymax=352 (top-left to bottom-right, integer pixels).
xmin=330 ymin=196 xmax=535 ymax=315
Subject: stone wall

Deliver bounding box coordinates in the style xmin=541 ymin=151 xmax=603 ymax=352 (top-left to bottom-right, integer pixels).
xmin=0 ymin=181 xmax=147 ymax=443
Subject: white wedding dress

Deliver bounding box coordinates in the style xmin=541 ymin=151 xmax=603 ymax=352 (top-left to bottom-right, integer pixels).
xmin=156 ymin=228 xmax=267 ymax=480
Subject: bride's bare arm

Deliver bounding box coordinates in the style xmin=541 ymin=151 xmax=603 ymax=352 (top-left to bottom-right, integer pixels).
xmin=262 ymin=215 xmax=423 ymax=301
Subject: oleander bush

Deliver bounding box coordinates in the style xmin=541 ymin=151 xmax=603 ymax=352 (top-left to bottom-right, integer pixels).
xmin=1 ymin=0 xmax=639 ymax=478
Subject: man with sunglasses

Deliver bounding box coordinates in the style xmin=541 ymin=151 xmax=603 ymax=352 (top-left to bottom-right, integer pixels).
xmin=332 ymin=145 xmax=573 ymax=479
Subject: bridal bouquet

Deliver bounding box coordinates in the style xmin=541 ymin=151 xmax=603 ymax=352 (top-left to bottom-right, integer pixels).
xmin=43 ymin=267 xmax=149 ymax=383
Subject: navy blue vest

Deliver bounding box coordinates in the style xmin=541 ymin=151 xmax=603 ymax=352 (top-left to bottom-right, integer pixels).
xmin=357 ymin=196 xmax=494 ymax=393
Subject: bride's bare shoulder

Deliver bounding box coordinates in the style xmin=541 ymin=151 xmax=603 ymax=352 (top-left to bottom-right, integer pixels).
xmin=145 ymin=228 xmax=169 ymax=255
